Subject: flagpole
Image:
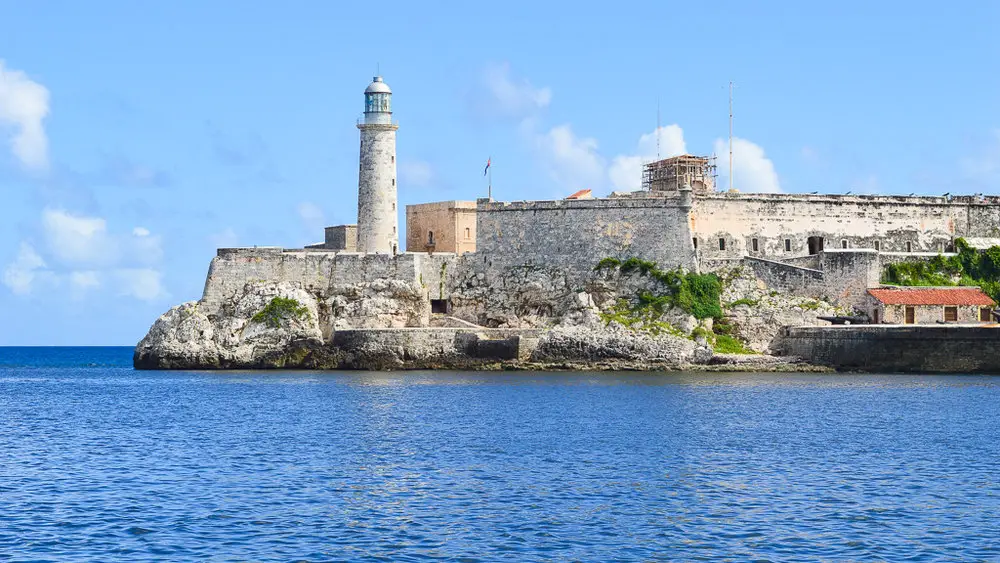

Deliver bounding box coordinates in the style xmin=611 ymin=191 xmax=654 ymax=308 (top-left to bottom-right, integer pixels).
xmin=488 ymin=164 xmax=492 ymax=200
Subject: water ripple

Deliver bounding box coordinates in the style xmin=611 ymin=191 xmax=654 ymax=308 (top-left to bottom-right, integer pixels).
xmin=1 ymin=355 xmax=999 ymax=560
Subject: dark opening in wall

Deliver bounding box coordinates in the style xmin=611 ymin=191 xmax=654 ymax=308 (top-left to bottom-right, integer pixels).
xmin=751 ymin=238 xmax=759 ymax=252
xmin=784 ymin=239 xmax=791 ymax=252
xmin=841 ymin=239 xmax=849 ymax=249
xmin=906 ymin=241 xmax=912 ymax=252
xmin=808 ymin=236 xmax=824 ymax=255
xmin=692 ymin=238 xmax=698 ymax=249
xmin=430 ymin=299 xmax=450 ymax=314
xmin=874 ymin=240 xmax=881 ymax=251
xmin=719 ymin=238 xmax=726 ymax=251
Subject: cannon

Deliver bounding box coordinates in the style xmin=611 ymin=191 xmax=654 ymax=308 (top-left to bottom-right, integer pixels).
xmin=817 ymin=315 xmax=869 ymax=325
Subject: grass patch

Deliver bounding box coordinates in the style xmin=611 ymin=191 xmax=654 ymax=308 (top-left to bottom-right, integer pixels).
xmin=251 ymin=297 xmax=310 ymax=328
xmin=597 ymin=257 xmax=722 ymax=319
xmin=713 ymin=334 xmax=753 ymax=354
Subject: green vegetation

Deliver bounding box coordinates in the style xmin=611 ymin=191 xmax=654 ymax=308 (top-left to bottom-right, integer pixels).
xmin=882 ymin=238 xmax=1000 ymax=301
xmin=596 ymin=256 xmax=757 ymax=352
xmin=598 ymin=298 xmax=688 ymax=338
xmin=251 ymin=297 xmax=310 ymax=328
xmin=595 ymin=257 xmax=722 ymax=319
xmin=726 ymin=298 xmax=759 ymax=308
xmin=713 ymin=334 xmax=753 ymax=354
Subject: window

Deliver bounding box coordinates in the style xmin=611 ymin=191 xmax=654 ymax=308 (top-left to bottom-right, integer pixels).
xmin=905 ymin=306 xmax=915 ymax=324
xmin=430 ymin=299 xmax=449 ymax=314
xmin=465 ymin=227 xmax=471 ymax=239
xmin=784 ymin=239 xmax=791 ymax=252
xmin=906 ymin=241 xmax=912 ymax=252
xmin=873 ymin=309 xmax=880 ymax=324
xmin=692 ymin=238 xmax=698 ymax=249
xmin=981 ymin=307 xmax=993 ymax=322
xmin=719 ymin=238 xmax=726 ymax=251
xmin=944 ymin=306 xmax=958 ymax=322
xmin=751 ymin=238 xmax=759 ymax=252
xmin=391 ymin=155 xmax=395 ymax=163
xmin=392 ymin=178 xmax=395 ymax=186
xmin=841 ymin=239 xmax=849 ymax=249
xmin=427 ymin=231 xmax=435 ymax=245
xmin=874 ymin=240 xmax=881 ymax=251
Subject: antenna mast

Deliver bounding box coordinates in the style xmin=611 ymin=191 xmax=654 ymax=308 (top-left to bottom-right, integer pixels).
xmin=728 ymin=81 xmax=733 ymax=192
xmin=656 ymin=98 xmax=661 ymax=159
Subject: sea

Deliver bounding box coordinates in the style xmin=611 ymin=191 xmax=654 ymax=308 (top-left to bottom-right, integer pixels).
xmin=1 ymin=346 xmax=998 ymax=561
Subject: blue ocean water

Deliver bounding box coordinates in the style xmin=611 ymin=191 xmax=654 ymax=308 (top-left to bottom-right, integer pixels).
xmin=1 ymin=347 xmax=999 ymax=561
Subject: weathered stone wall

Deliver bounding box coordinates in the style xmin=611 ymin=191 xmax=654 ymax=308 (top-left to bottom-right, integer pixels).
xmin=477 ymin=196 xmax=696 ymax=274
xmin=776 ymin=325 xmax=1000 ymax=373
xmin=691 ymin=193 xmax=971 ymax=260
xmin=743 ymin=257 xmax=824 ymax=296
xmin=201 ymin=248 xmax=459 ymax=314
xmin=873 ymin=302 xmax=986 ymax=324
xmin=324 ymin=225 xmax=357 ymax=251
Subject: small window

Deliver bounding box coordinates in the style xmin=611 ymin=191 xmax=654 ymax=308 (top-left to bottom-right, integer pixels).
xmin=392 ymin=178 xmax=395 ymax=186
xmin=873 ymin=309 xmax=880 ymax=324
xmin=944 ymin=306 xmax=958 ymax=322
xmin=391 ymin=155 xmax=395 ymax=163
xmin=428 ymin=231 xmax=435 ymax=244
xmin=430 ymin=299 xmax=449 ymax=314
xmin=981 ymin=307 xmax=993 ymax=322
xmin=874 ymin=240 xmax=881 ymax=251
xmin=751 ymin=238 xmax=759 ymax=252
xmin=906 ymin=241 xmax=912 ymax=252
xmin=692 ymin=238 xmax=698 ymax=249
xmin=841 ymin=239 xmax=849 ymax=249
xmin=465 ymin=227 xmax=471 ymax=239
xmin=719 ymin=238 xmax=726 ymax=251
xmin=784 ymin=239 xmax=791 ymax=252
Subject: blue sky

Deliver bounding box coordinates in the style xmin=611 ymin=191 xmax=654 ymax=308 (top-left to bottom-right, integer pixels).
xmin=1 ymin=0 xmax=998 ymax=345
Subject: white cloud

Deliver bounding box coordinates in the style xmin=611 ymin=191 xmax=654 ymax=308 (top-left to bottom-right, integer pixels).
xmin=533 ymin=124 xmax=606 ymax=192
xmin=2 ymin=243 xmax=51 ymax=295
xmin=115 ymin=268 xmax=168 ymax=301
xmin=713 ymin=136 xmax=781 ymax=193
xmin=69 ymin=270 xmax=101 ymax=299
xmin=297 ymin=202 xmax=325 ymax=235
xmin=42 ymin=208 xmax=117 ymax=266
xmin=4 ymin=210 xmax=168 ymax=301
xmin=0 ymin=60 xmax=50 ymax=170
xmin=399 ymin=160 xmax=434 ymax=188
xmin=477 ymin=62 xmax=551 ymax=119
xmin=609 ymin=125 xmax=688 ymax=191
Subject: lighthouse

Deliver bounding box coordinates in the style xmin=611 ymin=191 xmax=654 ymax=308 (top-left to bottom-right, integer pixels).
xmin=356 ymin=76 xmax=399 ymax=254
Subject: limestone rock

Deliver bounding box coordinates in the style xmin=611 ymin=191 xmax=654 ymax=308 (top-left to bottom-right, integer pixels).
xmin=531 ymin=324 xmax=697 ymax=365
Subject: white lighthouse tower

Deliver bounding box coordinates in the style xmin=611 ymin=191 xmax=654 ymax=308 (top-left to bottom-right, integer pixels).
xmin=356 ymin=76 xmax=399 ymax=254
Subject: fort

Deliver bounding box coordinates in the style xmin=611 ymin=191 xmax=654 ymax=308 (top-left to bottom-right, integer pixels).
xmin=134 ymin=75 xmax=1000 ymax=372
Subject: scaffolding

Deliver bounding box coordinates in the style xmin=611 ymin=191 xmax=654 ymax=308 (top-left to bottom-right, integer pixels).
xmin=642 ymin=154 xmax=717 ymax=194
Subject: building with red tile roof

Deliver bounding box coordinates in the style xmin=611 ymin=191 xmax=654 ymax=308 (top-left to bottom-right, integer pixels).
xmin=867 ymin=286 xmax=995 ymax=324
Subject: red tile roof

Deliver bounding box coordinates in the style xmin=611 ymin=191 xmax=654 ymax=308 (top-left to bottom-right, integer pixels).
xmin=566 ymin=189 xmax=592 ymax=200
xmin=868 ymin=287 xmax=995 ymax=306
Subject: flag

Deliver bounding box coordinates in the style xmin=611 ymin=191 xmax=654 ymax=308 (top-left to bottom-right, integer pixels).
xmin=484 ymin=157 xmax=491 ymax=176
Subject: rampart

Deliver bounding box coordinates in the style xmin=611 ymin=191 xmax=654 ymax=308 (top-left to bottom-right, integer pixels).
xmin=201 ymin=248 xmax=458 ymax=313
xmin=777 ymin=325 xmax=1000 ymax=373
xmin=691 ymin=193 xmax=1000 ymax=261
xmin=476 ymin=197 xmax=696 ymax=277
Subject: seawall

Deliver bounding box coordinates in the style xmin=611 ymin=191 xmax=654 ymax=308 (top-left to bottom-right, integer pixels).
xmin=777 ymin=325 xmax=1000 ymax=373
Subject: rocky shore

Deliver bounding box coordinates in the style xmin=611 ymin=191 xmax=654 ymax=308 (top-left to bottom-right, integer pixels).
xmin=134 ymin=262 xmax=843 ymax=372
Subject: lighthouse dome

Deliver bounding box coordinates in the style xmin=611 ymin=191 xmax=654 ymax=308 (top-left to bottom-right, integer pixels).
xmin=365 ymin=76 xmax=392 ymax=94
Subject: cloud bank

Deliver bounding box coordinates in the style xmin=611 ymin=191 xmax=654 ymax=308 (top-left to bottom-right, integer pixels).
xmin=0 ymin=60 xmax=49 ymax=170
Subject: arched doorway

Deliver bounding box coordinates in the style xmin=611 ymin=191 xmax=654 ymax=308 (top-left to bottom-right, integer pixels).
xmin=807 ymin=236 xmax=824 ymax=255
